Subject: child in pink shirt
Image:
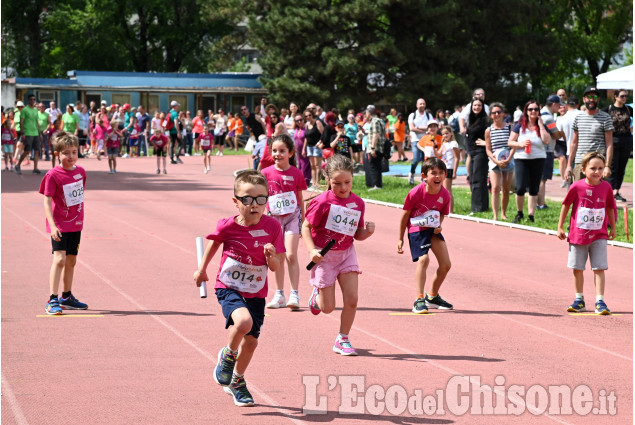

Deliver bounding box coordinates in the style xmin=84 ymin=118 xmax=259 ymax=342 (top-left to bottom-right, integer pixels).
xmin=398 ymin=157 xmax=453 ymax=314
xmin=261 ymin=134 xmax=307 ymax=309
xmin=92 ymin=118 xmax=107 ymax=161
xmin=302 ymin=154 xmax=375 ymax=356
xmin=199 ymin=125 xmax=213 ymax=173
xmin=150 ymin=129 xmax=168 ymax=174
xmin=39 ymin=132 xmax=88 ymax=315
xmin=558 ymin=152 xmax=616 ymax=315
xmin=194 ymin=170 xmax=283 ymax=406
xmin=106 ymin=121 xmax=121 ymax=174
xmin=2 ymin=119 xmax=14 ymax=171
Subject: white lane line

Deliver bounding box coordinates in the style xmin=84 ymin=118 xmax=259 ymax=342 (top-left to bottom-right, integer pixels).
xmin=1 ymin=372 xmax=30 ymax=425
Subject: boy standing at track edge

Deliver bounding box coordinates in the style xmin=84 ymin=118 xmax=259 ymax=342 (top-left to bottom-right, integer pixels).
xmin=39 ymin=132 xmax=88 ymax=315
xmin=193 ymin=170 xmax=283 ymax=406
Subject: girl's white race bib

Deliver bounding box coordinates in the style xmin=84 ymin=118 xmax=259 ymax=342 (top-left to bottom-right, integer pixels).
xmin=326 ymin=204 xmax=360 ymax=236
xmin=268 ymin=191 xmax=297 ymax=215
xmin=201 ymin=138 xmax=211 ymax=147
xmin=576 ymin=207 xmax=605 ymax=230
xmin=219 ymin=257 xmax=268 ymax=293
xmin=63 ymin=181 xmax=84 ymax=207
xmin=410 ymin=209 xmax=440 ymax=228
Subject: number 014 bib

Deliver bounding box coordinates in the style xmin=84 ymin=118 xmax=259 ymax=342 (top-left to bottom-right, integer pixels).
xmin=219 ymin=257 xmax=268 ymax=293
xmin=326 ymin=204 xmax=361 ymax=236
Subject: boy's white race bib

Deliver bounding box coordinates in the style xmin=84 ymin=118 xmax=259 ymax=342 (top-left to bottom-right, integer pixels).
xmin=268 ymin=191 xmax=296 ymax=215
xmin=326 ymin=204 xmax=361 ymax=236
xmin=410 ymin=209 xmax=440 ymax=228
xmin=63 ymin=181 xmax=84 ymax=207
xmin=219 ymin=257 xmax=268 ymax=293
xmin=201 ymin=137 xmax=211 ymax=147
xmin=576 ymin=207 xmax=605 ymax=230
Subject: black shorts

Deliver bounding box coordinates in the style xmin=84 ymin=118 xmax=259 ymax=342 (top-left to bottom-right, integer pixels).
xmin=155 ymin=147 xmax=167 ymax=157
xmin=51 ymin=231 xmax=81 ymax=255
xmin=214 ymin=135 xmax=225 ymax=146
xmin=542 ymin=152 xmax=554 ymax=180
xmin=408 ymin=228 xmax=445 ymax=262
xmin=216 ymin=288 xmax=265 ymax=338
xmin=446 ymin=169 xmax=454 ymax=179
xmin=554 ymin=140 xmax=567 ymax=158
xmin=351 ymin=143 xmax=363 ymax=153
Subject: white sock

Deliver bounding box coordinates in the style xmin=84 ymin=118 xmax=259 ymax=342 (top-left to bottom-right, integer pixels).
xmin=576 ymin=293 xmax=584 ymax=299
xmin=338 ymin=333 xmax=348 ymax=341
xmin=596 ymin=295 xmax=604 ymax=301
xmin=290 ymin=289 xmax=299 ymax=296
xmin=227 ymin=346 xmax=238 ymax=355
xmin=276 ymin=289 xmax=284 ymax=295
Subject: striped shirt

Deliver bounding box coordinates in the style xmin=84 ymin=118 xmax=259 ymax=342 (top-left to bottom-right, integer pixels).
xmin=489 ymin=124 xmax=511 ymax=151
xmin=572 ymin=111 xmax=613 ymax=164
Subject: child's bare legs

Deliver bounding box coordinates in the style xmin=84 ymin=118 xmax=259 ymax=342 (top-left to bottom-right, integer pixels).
xmin=162 ymin=155 xmax=167 ymax=172
xmin=501 ymin=171 xmax=513 ymax=220
xmin=428 ymin=237 xmax=451 ymax=296
xmin=572 ymin=269 xmax=584 ymax=293
xmin=414 ymin=254 xmax=430 ymax=297
xmin=156 ymin=154 xmax=161 ymax=171
xmin=49 ymin=252 xmax=76 ymax=295
xmin=337 ymin=272 xmax=358 ymax=335
xmin=227 ymin=307 xmax=257 ymax=375
xmin=273 ymin=234 xmax=300 ymax=292
xmin=593 ymin=270 xmax=605 ymax=296
xmin=490 ymin=171 xmax=502 ymax=220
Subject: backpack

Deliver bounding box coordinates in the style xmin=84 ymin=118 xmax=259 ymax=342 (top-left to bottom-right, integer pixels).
xmin=162 ymin=112 xmax=174 ymax=130
xmin=449 ymin=115 xmax=460 ymax=134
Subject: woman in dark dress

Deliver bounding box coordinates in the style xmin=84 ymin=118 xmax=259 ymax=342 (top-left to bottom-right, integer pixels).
xmin=466 ymin=98 xmax=490 ymax=213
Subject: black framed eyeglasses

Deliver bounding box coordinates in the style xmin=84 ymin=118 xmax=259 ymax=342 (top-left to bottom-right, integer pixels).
xmin=235 ymin=195 xmax=268 ymax=205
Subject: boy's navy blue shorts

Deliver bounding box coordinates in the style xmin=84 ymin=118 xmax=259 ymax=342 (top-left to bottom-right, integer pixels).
xmin=216 ymin=288 xmax=265 ymax=339
xmin=51 ymin=231 xmax=81 ymax=255
xmin=408 ymin=229 xmax=445 ymax=262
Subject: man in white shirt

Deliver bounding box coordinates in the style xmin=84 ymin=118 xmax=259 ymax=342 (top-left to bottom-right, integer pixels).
xmin=407 ymin=98 xmax=433 ymax=184
xmin=45 ymin=101 xmax=62 ymax=125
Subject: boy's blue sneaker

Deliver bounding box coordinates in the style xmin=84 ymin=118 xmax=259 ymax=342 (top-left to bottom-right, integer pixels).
xmin=594 ymin=300 xmax=611 ymax=315
xmin=59 ymin=294 xmax=88 ymax=310
xmin=45 ymin=298 xmax=63 ymax=315
xmin=412 ymin=298 xmax=428 ymax=314
xmin=566 ymin=298 xmax=586 ymax=312
xmin=425 ymin=294 xmax=454 ymax=310
xmin=223 ymin=376 xmax=255 ymax=406
xmin=214 ymin=347 xmax=236 ymax=386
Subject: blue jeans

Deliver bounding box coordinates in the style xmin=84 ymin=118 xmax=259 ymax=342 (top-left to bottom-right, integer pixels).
xmin=138 ymin=134 xmax=148 ymax=156
xmin=185 ymin=132 xmax=193 ymax=155
xmin=410 ymin=146 xmax=423 ymax=175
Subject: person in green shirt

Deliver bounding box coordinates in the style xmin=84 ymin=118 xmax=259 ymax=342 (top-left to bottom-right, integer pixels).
xmin=37 ymin=103 xmax=51 ymax=160
xmin=15 ymin=95 xmax=44 ymax=174
xmin=62 ymin=105 xmax=79 ymax=135
xmin=12 ymin=101 xmax=24 ymax=166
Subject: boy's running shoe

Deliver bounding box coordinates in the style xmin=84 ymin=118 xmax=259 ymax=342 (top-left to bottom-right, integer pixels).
xmin=286 ymin=292 xmax=300 ymax=310
xmin=425 ymin=294 xmax=453 ymax=310
xmin=214 ymin=347 xmax=236 ymax=386
xmin=566 ymin=298 xmax=586 ymax=312
xmin=308 ymin=287 xmax=321 ymax=315
xmin=45 ymin=298 xmax=63 ymax=315
xmin=412 ymin=298 xmax=428 ymax=314
xmin=333 ymin=337 xmax=358 ymax=356
xmin=223 ymin=376 xmax=255 ymax=406
xmin=594 ymin=300 xmax=611 ymax=315
xmin=59 ymin=294 xmax=88 ymax=310
xmin=266 ymin=292 xmax=285 ymax=309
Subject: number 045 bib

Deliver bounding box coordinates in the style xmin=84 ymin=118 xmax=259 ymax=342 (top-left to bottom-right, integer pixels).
xmin=410 ymin=209 xmax=440 ymax=228
xmin=576 ymin=207 xmax=605 ymax=230
xmin=63 ymin=181 xmax=84 ymax=207
xmin=219 ymin=257 xmax=268 ymax=294
xmin=326 ymin=204 xmax=361 ymax=236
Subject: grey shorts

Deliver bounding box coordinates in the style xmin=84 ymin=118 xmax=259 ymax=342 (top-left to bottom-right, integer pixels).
xmin=567 ymin=239 xmax=608 ymax=270
xmin=23 ymin=135 xmax=41 ymax=152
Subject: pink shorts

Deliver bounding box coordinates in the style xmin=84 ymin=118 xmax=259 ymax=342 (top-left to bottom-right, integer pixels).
xmin=271 ymin=208 xmax=302 ymax=235
xmin=310 ymin=244 xmax=361 ymax=289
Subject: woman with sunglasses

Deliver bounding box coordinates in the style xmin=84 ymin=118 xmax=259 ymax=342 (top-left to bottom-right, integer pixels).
xmin=603 ymin=90 xmax=633 ymax=202
xmin=304 ymin=110 xmax=324 ymax=189
xmin=508 ymin=101 xmax=551 ymax=223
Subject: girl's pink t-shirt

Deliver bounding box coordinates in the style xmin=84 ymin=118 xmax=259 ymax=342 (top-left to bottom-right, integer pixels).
xmin=305 ymin=190 xmax=365 ymax=251
xmin=563 ymin=179 xmax=616 ymax=245
xmin=1 ymin=128 xmax=13 ymax=145
xmin=403 ymin=184 xmax=451 ymax=233
xmin=199 ymin=134 xmax=213 ymax=149
xmin=38 ymin=165 xmax=87 ymax=233
xmin=106 ymin=128 xmax=119 ymax=148
xmin=206 ymin=215 xmax=285 ymax=299
xmin=94 ymin=124 xmax=107 ymax=141
xmin=150 ymin=134 xmax=168 ymax=147
xmin=261 ymin=165 xmax=307 ymax=217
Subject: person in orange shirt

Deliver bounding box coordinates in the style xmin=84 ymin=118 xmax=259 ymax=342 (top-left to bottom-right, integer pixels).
xmin=225 ymin=112 xmax=237 ymax=151
xmin=393 ymin=113 xmax=407 ymax=161
xmin=416 ymin=120 xmax=442 ymax=166
xmin=232 ymin=113 xmax=244 ymax=151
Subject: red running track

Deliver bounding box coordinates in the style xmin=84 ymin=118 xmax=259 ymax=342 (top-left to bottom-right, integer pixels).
xmin=1 ymin=154 xmax=632 ymax=424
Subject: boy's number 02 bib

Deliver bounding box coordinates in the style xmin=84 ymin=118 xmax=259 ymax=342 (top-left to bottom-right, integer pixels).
xmin=576 ymin=207 xmax=605 ymax=230
xmin=410 ymin=210 xmax=440 ymax=228
xmin=63 ymin=181 xmax=84 ymax=207
xmin=326 ymin=204 xmax=360 ymax=236
xmin=219 ymin=257 xmax=268 ymax=293
xmin=269 ymin=191 xmax=296 ymax=215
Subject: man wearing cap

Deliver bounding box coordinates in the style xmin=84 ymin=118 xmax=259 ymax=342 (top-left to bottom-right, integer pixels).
xmin=537 ymin=94 xmax=567 ymax=208
xmin=168 ymin=100 xmax=182 ymax=163
xmin=565 ymin=87 xmax=613 ymax=181
xmin=365 ymin=105 xmax=385 ymax=190
xmin=16 ymin=94 xmax=44 ymax=174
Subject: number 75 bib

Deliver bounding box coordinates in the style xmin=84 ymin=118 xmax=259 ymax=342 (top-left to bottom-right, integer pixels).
xmin=219 ymin=257 xmax=268 ymax=294
xmin=326 ymin=204 xmax=361 ymax=236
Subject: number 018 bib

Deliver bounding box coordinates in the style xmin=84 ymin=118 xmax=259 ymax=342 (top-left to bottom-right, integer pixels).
xmin=219 ymin=257 xmax=268 ymax=293
xmin=268 ymin=191 xmax=296 ymax=215
xmin=63 ymin=181 xmax=84 ymax=207
xmin=576 ymin=207 xmax=605 ymax=230
xmin=326 ymin=204 xmax=361 ymax=236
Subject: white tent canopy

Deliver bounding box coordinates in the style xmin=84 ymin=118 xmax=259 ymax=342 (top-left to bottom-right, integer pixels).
xmin=596 ymin=64 xmax=634 ymax=90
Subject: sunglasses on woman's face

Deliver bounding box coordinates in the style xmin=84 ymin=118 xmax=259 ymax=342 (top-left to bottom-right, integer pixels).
xmin=491 ymin=110 xmax=502 ymax=115
xmin=295 ymin=119 xmax=303 ymax=122
xmin=527 ymin=108 xmax=539 ymax=112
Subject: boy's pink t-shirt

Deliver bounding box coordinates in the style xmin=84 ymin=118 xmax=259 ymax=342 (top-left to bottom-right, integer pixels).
xmin=150 ymin=134 xmax=168 ymax=147
xmin=38 ymin=165 xmax=87 ymax=233
xmin=106 ymin=128 xmax=119 ymax=148
xmin=199 ymin=134 xmax=213 ymax=148
xmin=261 ymin=165 xmax=307 ymax=217
xmin=129 ymin=124 xmax=140 ymax=139
xmin=2 ymin=127 xmax=13 ymax=145
xmin=403 ymin=184 xmax=451 ymax=233
xmin=206 ymin=215 xmax=285 ymax=299
xmin=563 ymin=179 xmax=616 ymax=245
xmin=305 ymin=190 xmax=365 ymax=251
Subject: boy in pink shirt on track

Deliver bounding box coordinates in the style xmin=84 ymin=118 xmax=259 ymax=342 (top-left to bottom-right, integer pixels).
xmin=398 ymin=157 xmax=453 ymax=314
xmin=150 ymin=129 xmax=168 ymax=174
xmin=558 ymin=152 xmax=616 ymax=315
xmin=193 ymin=170 xmax=283 ymax=407
xmin=39 ymin=132 xmax=88 ymax=315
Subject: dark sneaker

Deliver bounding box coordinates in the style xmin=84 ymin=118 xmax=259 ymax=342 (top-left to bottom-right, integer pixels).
xmin=14 ymin=165 xmax=21 ymax=175
xmin=176 ymin=157 xmax=183 ymax=164
xmin=223 ymin=376 xmax=254 ymax=406
xmin=59 ymin=294 xmax=88 ymax=310
xmin=308 ymin=287 xmax=321 ymax=315
xmin=425 ymin=294 xmax=453 ymax=310
xmin=33 ymin=169 xmax=42 ymax=175
xmin=45 ymin=298 xmax=63 ymax=315
xmin=567 ymin=298 xmax=586 ymax=312
xmin=214 ymin=347 xmax=236 ymax=386
xmin=595 ymin=300 xmax=611 ymax=315
xmin=528 ymin=215 xmax=535 ymax=223
xmin=412 ymin=298 xmax=428 ymax=314
xmin=537 ymin=204 xmax=548 ymax=210
xmin=512 ymin=212 xmax=523 ymax=224
xmin=614 ymin=194 xmax=627 ymax=202
xmin=170 ymin=158 xmax=177 ymax=164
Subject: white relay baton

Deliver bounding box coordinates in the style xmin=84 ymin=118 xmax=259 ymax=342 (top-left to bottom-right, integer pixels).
xmin=196 ymin=237 xmax=208 ymax=298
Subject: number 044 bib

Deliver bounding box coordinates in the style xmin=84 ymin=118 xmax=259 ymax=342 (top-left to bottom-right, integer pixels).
xmin=63 ymin=181 xmax=84 ymax=207
xmin=576 ymin=207 xmax=605 ymax=230
xmin=326 ymin=204 xmax=361 ymax=236
xmin=219 ymin=257 xmax=268 ymax=293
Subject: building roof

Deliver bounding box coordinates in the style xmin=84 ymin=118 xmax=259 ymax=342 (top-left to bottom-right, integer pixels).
xmin=15 ymin=70 xmax=266 ymax=93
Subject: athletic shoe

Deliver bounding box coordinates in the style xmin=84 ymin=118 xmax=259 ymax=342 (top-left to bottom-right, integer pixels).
xmin=333 ymin=337 xmax=358 ymax=356
xmin=266 ymin=292 xmax=285 ymax=309
xmin=614 ymin=193 xmax=627 ymax=202
xmin=204 ymin=168 xmax=209 ymax=174
xmin=425 ymin=294 xmax=453 ymax=310
xmin=163 ymin=169 xmax=167 ymax=174
xmin=214 ymin=347 xmax=236 ymax=386
xmin=560 ymin=180 xmax=568 ymax=188
xmin=185 ymin=153 xmax=190 ymax=157
xmin=512 ymin=212 xmax=523 ymax=224
xmin=122 ymin=153 xmax=129 ymax=158
xmin=219 ymin=152 xmax=223 ymax=157
xmin=368 ymin=186 xmax=381 ymax=191
xmin=14 ymin=165 xmax=21 ymax=175
xmin=528 ymin=215 xmax=535 ymax=223
xmin=170 ymin=158 xmax=177 ymax=164
xmin=595 ymin=300 xmax=611 ymax=315
xmin=108 ymin=169 xmax=114 ymax=174
xmin=206 ymin=166 xmax=211 ymax=171
xmin=566 ymin=298 xmax=586 ymax=312
xmin=176 ymin=157 xmax=183 ymax=164
xmin=59 ymin=293 xmax=88 ymax=310
xmin=223 ymin=376 xmax=255 ymax=406
xmin=286 ymin=292 xmax=300 ymax=310
xmin=537 ymin=204 xmax=548 ymax=210
xmin=308 ymin=287 xmax=321 ymax=315
xmin=408 ymin=175 xmax=415 ymax=185
xmin=33 ymin=169 xmax=42 ymax=174
xmin=412 ymin=298 xmax=428 ymax=314
xmin=156 ymin=169 xmax=160 ymax=174
xmin=45 ymin=298 xmax=63 ymax=315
